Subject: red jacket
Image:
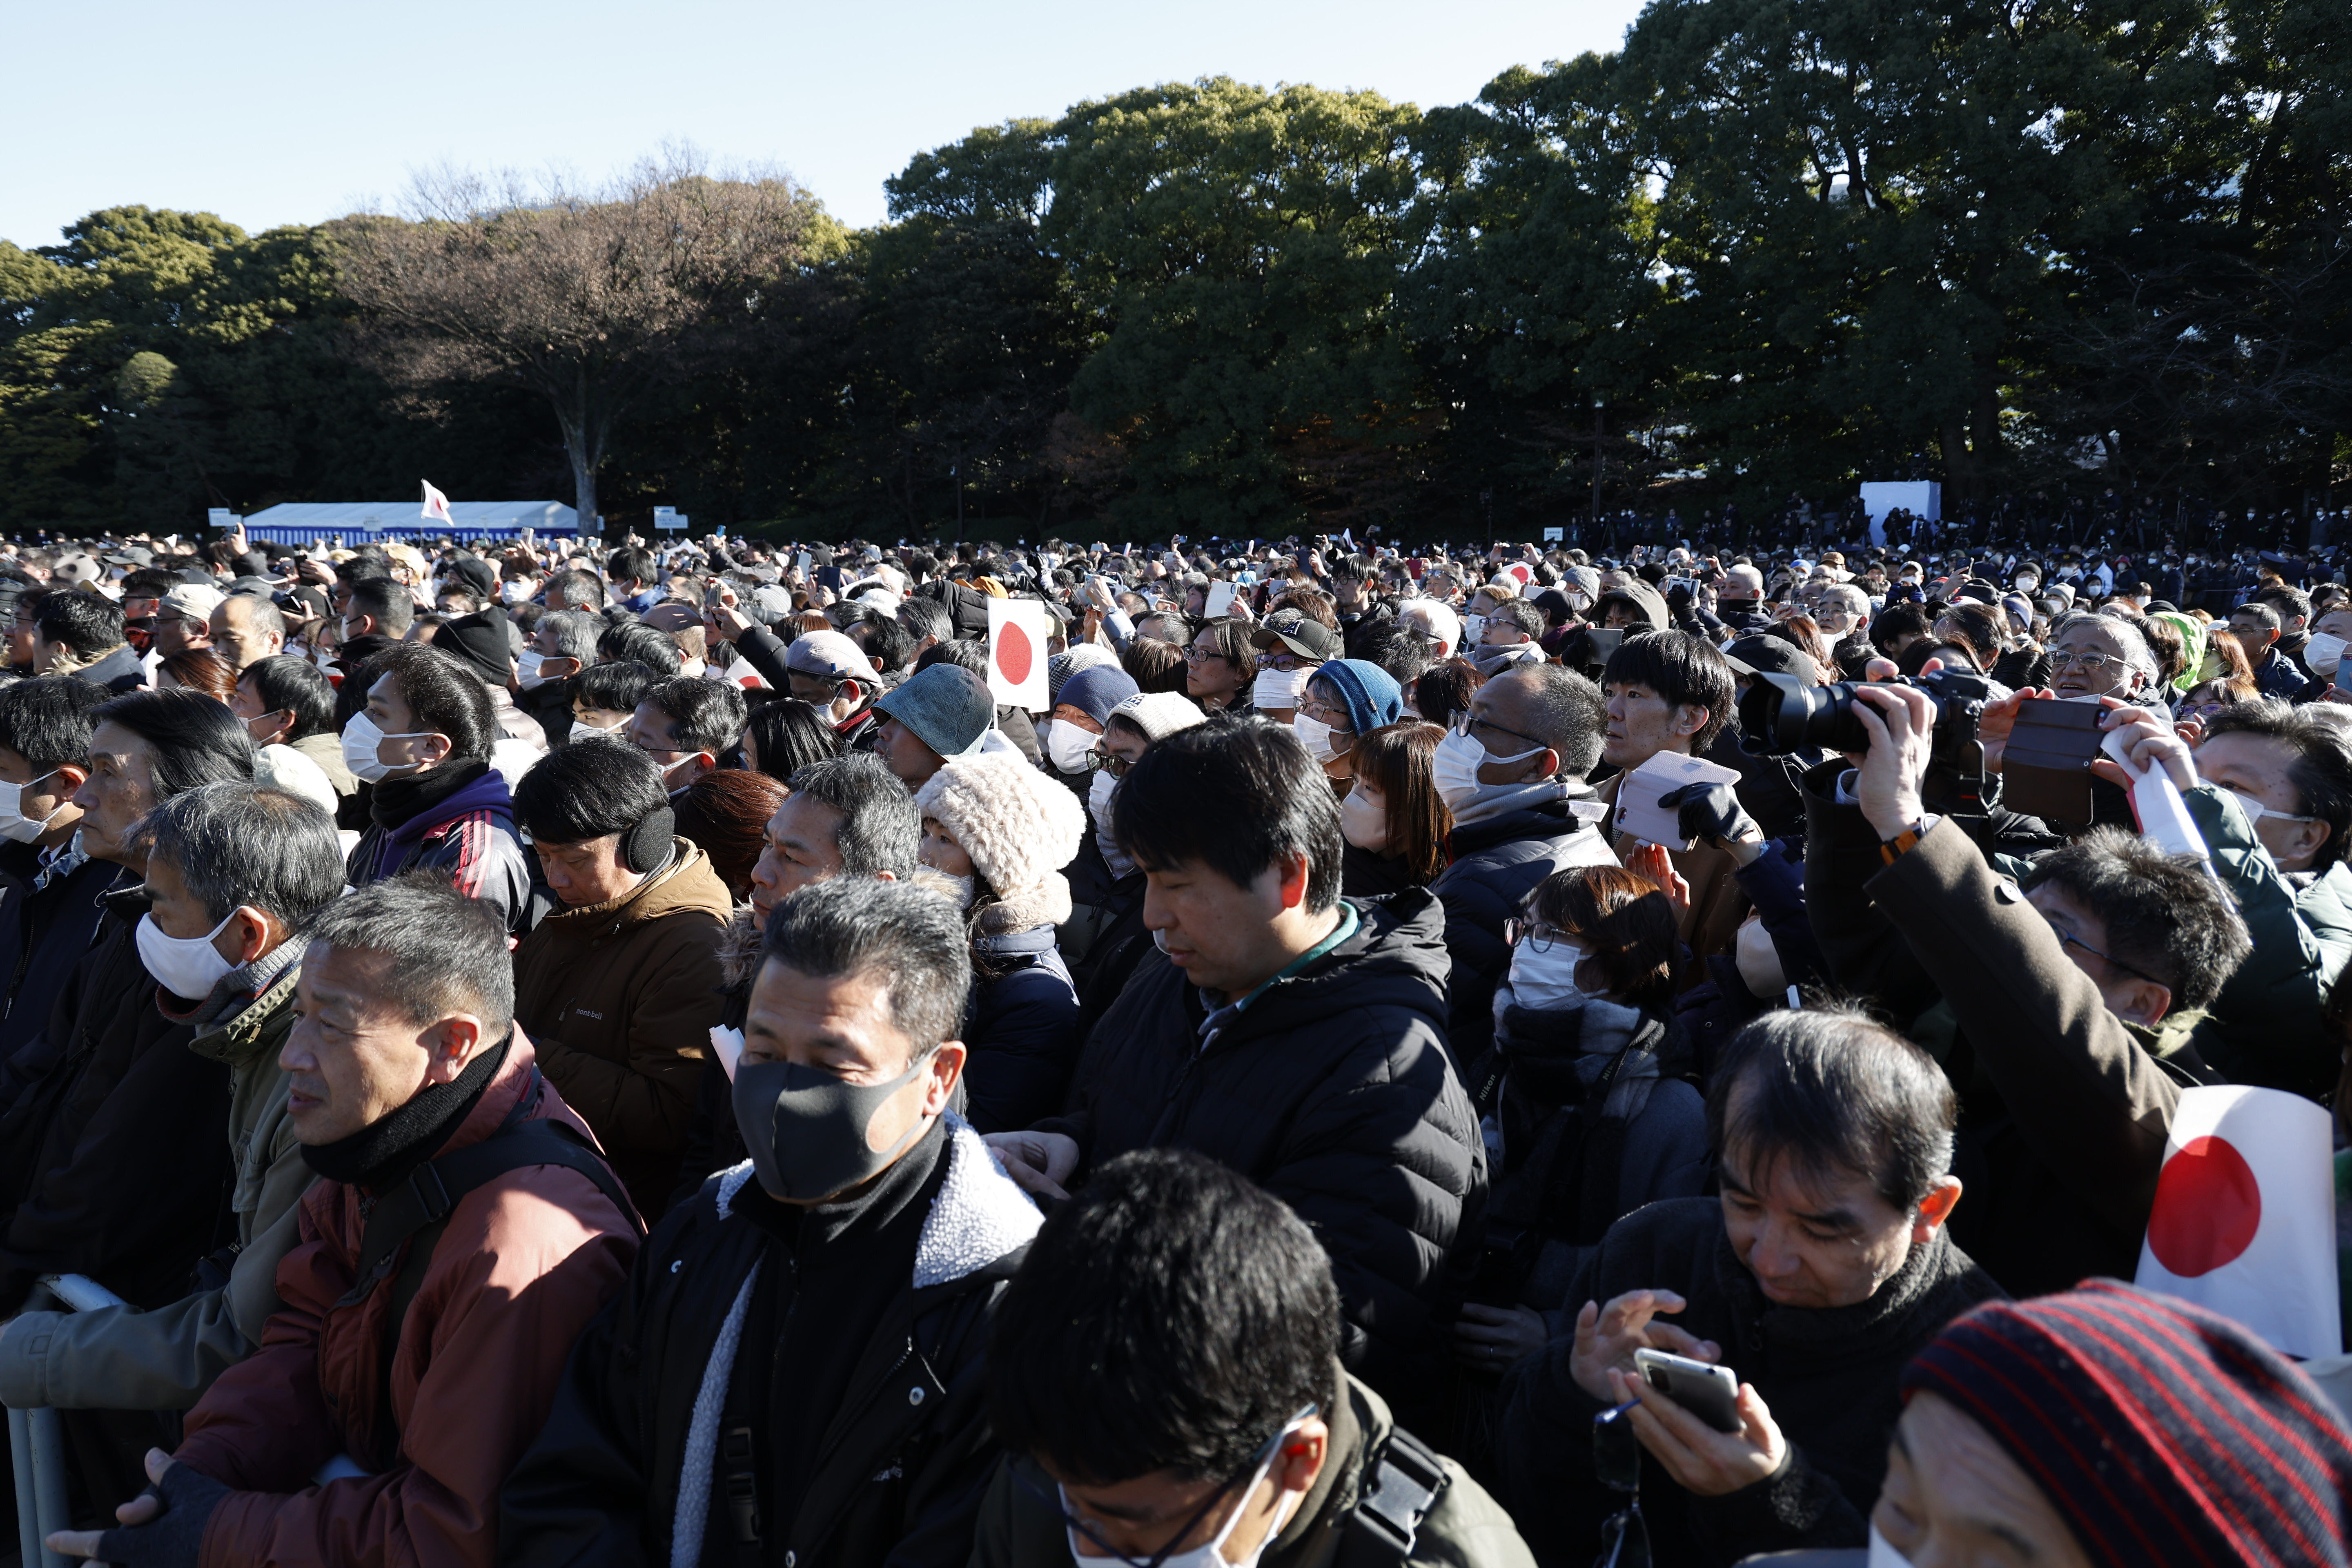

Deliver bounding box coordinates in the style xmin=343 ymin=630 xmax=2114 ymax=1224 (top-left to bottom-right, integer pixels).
xmin=177 ymin=1032 xmax=637 ymax=1568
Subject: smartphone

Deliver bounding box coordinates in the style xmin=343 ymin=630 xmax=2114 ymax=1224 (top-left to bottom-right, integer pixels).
xmin=1632 ymin=1348 xmax=1742 ymax=1433
xmin=2002 ymin=697 xmax=2106 ymax=824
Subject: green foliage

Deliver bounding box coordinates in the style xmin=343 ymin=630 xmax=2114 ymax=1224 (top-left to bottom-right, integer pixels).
xmin=5 ymin=0 xmax=2346 ymax=538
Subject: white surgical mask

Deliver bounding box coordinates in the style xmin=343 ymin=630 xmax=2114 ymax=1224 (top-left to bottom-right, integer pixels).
xmin=1045 ymin=719 xmax=1098 ymax=775
xmin=341 ymin=711 xmax=436 ymax=784
xmin=135 ymin=907 xmax=243 ymax=1001
xmin=2305 ymin=631 xmax=2347 ymax=675
xmin=2228 ymin=788 xmax=2317 ymax=828
xmin=1090 ymin=770 xmax=1136 ymax=879
xmin=1507 ymin=940 xmax=1588 ymax=1011
xmin=1292 ymin=714 xmax=1338 ymax=763
xmin=1059 ymin=1416 xmax=1310 ymax=1568
xmin=1251 ymin=665 xmax=1310 ymax=710
xmin=570 ymin=718 xmax=621 ymax=746
xmin=517 ymin=649 xmax=550 ymax=689
xmin=1463 ymin=612 xmax=1489 ymax=646
xmin=1339 ymin=788 xmax=1387 ymax=853
xmin=0 ymin=770 xmax=66 ymax=844
xmin=1431 ymin=726 xmax=1545 ymax=814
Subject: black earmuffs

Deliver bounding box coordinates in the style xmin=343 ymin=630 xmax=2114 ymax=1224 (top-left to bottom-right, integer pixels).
xmin=624 ymin=806 xmax=676 ymax=873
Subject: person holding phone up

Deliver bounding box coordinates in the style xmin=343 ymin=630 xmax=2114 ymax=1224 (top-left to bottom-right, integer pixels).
xmin=1495 ymin=1009 xmax=2001 ymax=1566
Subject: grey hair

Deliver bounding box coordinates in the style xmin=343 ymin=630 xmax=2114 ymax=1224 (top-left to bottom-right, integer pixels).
xmin=139 ymin=782 xmax=345 ymax=927
xmin=2055 ymin=610 xmax=2159 ymax=692
xmin=298 ymin=870 xmax=515 ymax=1033
xmin=757 ymin=875 xmax=971 ymax=1059
xmin=784 ymin=753 xmax=920 ymax=877
xmin=538 ymin=608 xmax=602 ymax=665
xmin=1508 ymin=663 xmax=1608 ymax=778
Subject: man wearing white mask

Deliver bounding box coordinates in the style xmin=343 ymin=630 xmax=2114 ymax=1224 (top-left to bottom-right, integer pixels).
xmin=519 ymin=608 xmax=601 ymax=749
xmin=1427 ymin=664 xmax=1617 ymax=1076
xmin=0 ymin=677 xmax=117 ymax=1063
xmin=0 ymin=782 xmax=342 ymax=1415
xmin=341 ymin=642 xmax=533 ymax=931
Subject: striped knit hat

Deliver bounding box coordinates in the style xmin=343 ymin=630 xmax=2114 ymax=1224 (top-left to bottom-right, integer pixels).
xmin=1901 ymin=1280 xmax=2352 ymax=1566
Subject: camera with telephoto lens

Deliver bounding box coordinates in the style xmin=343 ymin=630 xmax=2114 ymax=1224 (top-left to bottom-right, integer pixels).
xmin=1737 ymin=667 xmax=1993 ymax=770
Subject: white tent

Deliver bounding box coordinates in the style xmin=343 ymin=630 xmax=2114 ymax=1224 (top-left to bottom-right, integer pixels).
xmin=240 ymin=500 xmax=580 ymax=546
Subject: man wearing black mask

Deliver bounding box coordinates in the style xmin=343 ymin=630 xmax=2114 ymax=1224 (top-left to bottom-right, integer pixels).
xmin=500 ymin=876 xmax=1043 ymax=1568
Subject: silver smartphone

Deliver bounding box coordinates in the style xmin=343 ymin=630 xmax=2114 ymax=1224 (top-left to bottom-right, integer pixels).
xmin=1632 ymin=1348 xmax=1741 ymax=1433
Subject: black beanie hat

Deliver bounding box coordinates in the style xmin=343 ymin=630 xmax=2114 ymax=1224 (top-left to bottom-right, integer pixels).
xmin=1901 ymin=1280 xmax=2352 ymax=1566
xmin=429 ymin=606 xmax=514 ymax=686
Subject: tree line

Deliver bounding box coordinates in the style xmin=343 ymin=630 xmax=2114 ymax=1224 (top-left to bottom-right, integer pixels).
xmin=3 ymin=0 xmax=2345 ymax=541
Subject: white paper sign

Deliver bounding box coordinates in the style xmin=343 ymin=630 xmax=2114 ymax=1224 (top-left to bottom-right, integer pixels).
xmin=1612 ymin=753 xmax=1744 ymax=849
xmin=2136 ymin=1085 xmax=2341 ymax=1359
xmin=1204 ymin=581 xmax=1238 ymax=617
xmin=986 ymin=597 xmax=1050 ymax=710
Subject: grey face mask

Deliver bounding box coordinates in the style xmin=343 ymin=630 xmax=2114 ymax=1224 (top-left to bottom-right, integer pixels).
xmin=731 ymin=1056 xmax=930 ymax=1204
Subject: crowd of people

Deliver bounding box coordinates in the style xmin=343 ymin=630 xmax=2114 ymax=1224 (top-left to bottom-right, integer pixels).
xmin=2 ymin=519 xmax=2352 ymax=1568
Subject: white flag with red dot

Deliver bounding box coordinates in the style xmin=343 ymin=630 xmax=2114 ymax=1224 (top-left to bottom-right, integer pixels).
xmin=2135 ymin=1085 xmax=2340 ymax=1359
xmin=986 ymin=597 xmax=1049 ymax=711
xmin=420 ymin=480 xmax=454 ymax=526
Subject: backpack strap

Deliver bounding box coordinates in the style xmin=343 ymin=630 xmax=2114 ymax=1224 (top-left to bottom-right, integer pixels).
xmin=1341 ymin=1426 xmax=1450 ymax=1562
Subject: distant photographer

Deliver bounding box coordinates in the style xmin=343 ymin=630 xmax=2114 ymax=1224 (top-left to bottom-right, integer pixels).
xmin=1806 ymin=678 xmax=2251 ymax=1298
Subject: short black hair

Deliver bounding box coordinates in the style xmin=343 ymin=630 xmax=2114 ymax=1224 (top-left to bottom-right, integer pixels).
xmin=2023 ymin=828 xmax=2252 ymax=1011
xmin=640 ymin=676 xmax=747 ymax=757
xmin=989 ymin=1149 xmax=1340 ymax=1486
xmin=744 ymin=698 xmax=841 ymax=782
xmin=1114 ymin=717 xmax=1342 ymax=912
xmin=1350 ymin=619 xmax=1433 ymax=691
xmin=896 ymin=597 xmax=951 ymax=646
xmin=238 ymin=655 xmax=337 ymax=742
xmin=33 ymin=592 xmax=125 ymax=659
xmin=2254 ymin=584 xmax=2312 ymax=626
xmin=599 ymin=621 xmax=683 ymax=675
xmin=1601 ymin=629 xmax=1736 ymax=752
xmin=757 ymin=875 xmax=969 ymax=1059
xmin=544 ymin=569 xmax=606 ymax=610
xmin=371 ymin=643 xmax=497 ymax=762
xmin=515 ymin=737 xmax=668 ymax=844
xmin=915 ymin=639 xmax=987 ymax=678
xmin=140 ymin=782 xmax=344 ymax=927
xmin=345 ymin=578 xmax=414 ymax=637
xmin=0 ymin=677 xmax=109 ymax=771
xmin=1490 ymin=599 xmax=1545 ymax=640
xmin=572 ymin=660 xmax=660 ymax=718
xmin=785 ymin=754 xmax=920 ymax=877
xmin=299 ymin=869 xmax=515 ymax=1033
xmin=91 ymin=688 xmax=256 ymax=800
xmin=1710 ymin=1006 xmax=1958 ymax=1212
xmin=846 ymin=609 xmax=915 ymax=674
xmin=2202 ymin=699 xmax=2352 ymax=872
xmin=607 ymin=546 xmax=656 ymax=587
xmin=1871 ymin=602 xmax=1932 ymax=654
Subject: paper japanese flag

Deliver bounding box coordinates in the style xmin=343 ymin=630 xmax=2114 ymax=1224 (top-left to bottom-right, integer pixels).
xmin=1506 ymin=561 xmax=1535 ymax=586
xmin=2135 ymin=1085 xmax=2340 ymax=1359
xmin=420 ymin=480 xmax=454 ymax=526
xmin=987 ymin=597 xmax=1049 ymax=711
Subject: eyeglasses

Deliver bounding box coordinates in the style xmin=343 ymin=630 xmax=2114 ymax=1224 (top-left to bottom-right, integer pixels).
xmin=1184 ymin=644 xmax=1231 ymax=665
xmin=2045 ymin=919 xmax=2165 ymax=987
xmin=1295 ymin=696 xmax=1353 ymax=732
xmin=2048 ymin=650 xmax=2125 ymax=673
xmin=1503 ymin=917 xmax=1577 ymax=953
xmin=1089 ymin=748 xmax=1136 ymax=778
xmin=1262 ymin=651 xmax=1319 ymax=673
xmin=1592 ymin=1400 xmax=1649 ymax=1568
xmin=1449 ymin=710 xmax=1547 ymax=754
xmin=1013 ymin=1404 xmax=1317 ymax=1568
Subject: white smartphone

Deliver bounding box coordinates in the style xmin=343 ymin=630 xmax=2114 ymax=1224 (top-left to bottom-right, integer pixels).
xmin=1632 ymin=1348 xmax=1741 ymax=1433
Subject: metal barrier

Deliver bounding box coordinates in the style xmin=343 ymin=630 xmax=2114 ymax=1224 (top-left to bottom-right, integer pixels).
xmin=5 ymin=1274 xmax=126 ymax=1568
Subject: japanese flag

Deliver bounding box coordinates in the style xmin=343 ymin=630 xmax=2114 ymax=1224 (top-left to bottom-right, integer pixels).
xmin=2135 ymin=1085 xmax=2341 ymax=1359
xmin=420 ymin=480 xmax=454 ymax=526
xmin=1506 ymin=561 xmax=1535 ymax=586
xmin=986 ymin=597 xmax=1049 ymax=711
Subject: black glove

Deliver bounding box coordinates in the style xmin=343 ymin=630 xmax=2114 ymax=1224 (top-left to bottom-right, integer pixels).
xmin=94 ymin=1462 xmax=232 ymax=1568
xmin=1661 ymin=780 xmax=1760 ymax=847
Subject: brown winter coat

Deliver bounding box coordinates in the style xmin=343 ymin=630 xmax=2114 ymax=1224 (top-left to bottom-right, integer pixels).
xmin=176 ymin=1032 xmax=637 ymax=1568
xmin=510 ymin=838 xmax=731 ymax=1214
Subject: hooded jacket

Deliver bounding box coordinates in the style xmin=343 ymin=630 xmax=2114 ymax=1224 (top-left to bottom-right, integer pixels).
xmin=1499 ymin=1199 xmax=2003 ymax=1567
xmin=975 ymin=1371 xmax=1536 ymax=1568
xmin=346 ymin=759 xmax=534 ymax=933
xmin=1035 ymin=891 xmax=1483 ymax=1430
xmin=0 ymin=951 xmax=312 ymax=1411
xmin=0 ymin=882 xmax=232 ymax=1316
xmin=512 ymin=839 xmax=734 ymax=1216
xmin=497 ymin=1116 xmax=1041 ymax=1568
xmin=173 ymin=1033 xmax=637 ymax=1568
xmin=1429 ymin=781 xmax=1618 ymax=1079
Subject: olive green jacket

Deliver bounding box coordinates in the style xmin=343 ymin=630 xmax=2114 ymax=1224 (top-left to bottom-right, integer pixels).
xmin=0 ymin=957 xmax=314 ymax=1411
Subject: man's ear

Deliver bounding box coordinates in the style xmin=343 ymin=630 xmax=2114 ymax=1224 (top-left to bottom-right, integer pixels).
xmin=423 ymin=1014 xmax=486 ymax=1084
xmin=1673 ymin=703 xmax=1710 ymax=740
xmin=2284 ymin=817 xmax=2331 ymax=868
xmin=2111 ymin=976 xmax=2174 ymax=1029
xmin=1912 ymin=1176 xmax=1963 ymax=1242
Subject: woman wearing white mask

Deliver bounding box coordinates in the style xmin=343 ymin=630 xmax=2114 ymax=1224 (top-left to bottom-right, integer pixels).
xmin=1338 ymin=721 xmax=1451 ymax=899
xmin=913 ymin=751 xmax=1089 ymax=1133
xmin=1452 ymin=864 xmax=1706 ymax=1382
xmin=1037 ymin=664 xmax=1140 ymax=797
xmin=1246 ymin=611 xmax=1342 ymax=724
xmin=1296 ymin=657 xmax=1403 ymax=787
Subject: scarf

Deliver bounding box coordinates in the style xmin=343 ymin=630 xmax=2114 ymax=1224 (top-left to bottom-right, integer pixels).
xmin=301 ymin=1031 xmax=510 ymax=1190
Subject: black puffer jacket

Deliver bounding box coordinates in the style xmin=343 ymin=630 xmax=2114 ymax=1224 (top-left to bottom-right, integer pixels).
xmin=501 ymin=1118 xmax=1040 ymax=1568
xmin=1036 ymin=891 xmax=1483 ymax=1429
xmin=0 ymin=884 xmax=233 ymax=1314
xmin=1429 ymin=786 xmax=1617 ymax=1078
xmin=1498 ymin=1199 xmax=2003 ymax=1568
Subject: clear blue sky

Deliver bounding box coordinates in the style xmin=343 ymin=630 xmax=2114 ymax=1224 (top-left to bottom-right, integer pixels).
xmin=9 ymin=0 xmax=1647 ymax=248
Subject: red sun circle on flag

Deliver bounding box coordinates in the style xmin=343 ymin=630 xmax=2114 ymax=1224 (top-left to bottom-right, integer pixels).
xmin=2147 ymin=1135 xmax=2262 ymax=1278
xmin=996 ymin=622 xmax=1033 ymax=685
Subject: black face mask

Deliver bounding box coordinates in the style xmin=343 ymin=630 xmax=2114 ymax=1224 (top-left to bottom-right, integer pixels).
xmin=731 ymin=1057 xmax=930 ymax=1204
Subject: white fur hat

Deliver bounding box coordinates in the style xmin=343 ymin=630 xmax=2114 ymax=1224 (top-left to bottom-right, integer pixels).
xmin=913 ymin=750 xmax=1087 ymax=904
